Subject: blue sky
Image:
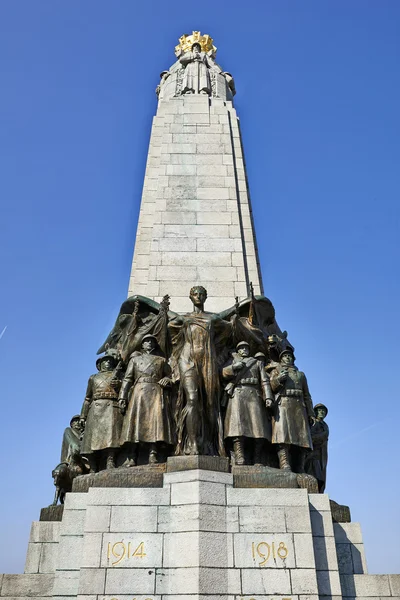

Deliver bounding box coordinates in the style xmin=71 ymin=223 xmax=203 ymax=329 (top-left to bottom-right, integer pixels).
xmin=1 ymin=0 xmax=399 ymax=574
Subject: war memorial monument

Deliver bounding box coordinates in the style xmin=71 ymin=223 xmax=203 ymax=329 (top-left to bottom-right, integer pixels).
xmin=1 ymin=31 xmax=399 ymax=600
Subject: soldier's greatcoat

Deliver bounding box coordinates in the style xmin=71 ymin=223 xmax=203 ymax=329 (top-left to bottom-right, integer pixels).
xmin=222 ymin=356 xmax=273 ymax=440
xmin=119 ymin=351 xmax=174 ymax=446
xmin=80 ymin=371 xmax=122 ymax=454
xmin=269 ymin=365 xmax=314 ymax=448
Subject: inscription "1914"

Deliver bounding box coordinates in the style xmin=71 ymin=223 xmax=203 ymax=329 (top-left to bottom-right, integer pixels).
xmin=107 ymin=541 xmax=146 ymax=566
xmin=251 ymin=541 xmax=289 ymax=566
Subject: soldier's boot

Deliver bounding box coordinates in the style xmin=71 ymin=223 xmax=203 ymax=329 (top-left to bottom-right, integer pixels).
xmin=277 ymin=444 xmax=292 ymax=471
xmin=123 ymin=444 xmax=138 ymax=468
xmin=233 ymin=437 xmax=245 ymax=466
xmin=149 ymin=443 xmax=158 ymax=465
xmin=106 ymin=449 xmax=116 ymax=470
xmin=253 ymin=439 xmax=264 ymax=466
xmin=87 ymin=454 xmax=97 ymax=474
xmin=297 ymin=448 xmax=306 ymax=473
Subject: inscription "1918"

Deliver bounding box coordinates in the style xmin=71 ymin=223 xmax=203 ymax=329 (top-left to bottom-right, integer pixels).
xmin=107 ymin=541 xmax=146 ymax=566
xmin=251 ymin=541 xmax=289 ymax=566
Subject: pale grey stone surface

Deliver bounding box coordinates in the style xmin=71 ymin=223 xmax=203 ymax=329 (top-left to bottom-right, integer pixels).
xmin=128 ymin=96 xmax=264 ymax=307
xmin=78 ymin=569 xmax=106 ymax=595
xmin=84 ymin=506 xmax=111 ymax=533
xmin=291 ymin=569 xmax=319 ymax=594
xmin=285 ymin=506 xmax=312 ymax=532
xmin=334 ymin=523 xmax=364 ymax=544
xmin=238 ymin=506 xmax=286 ymax=533
xmin=38 ymin=545 xmax=58 ymax=574
xmin=109 ymin=505 xmax=158 ymax=532
xmin=293 ymin=534 xmax=316 ymax=568
xmin=390 ymin=575 xmax=400 ymax=595
xmin=53 ymin=570 xmax=80 ymax=596
xmin=63 ymin=493 xmax=88 ymax=510
xmin=105 ymin=568 xmax=155 ymax=594
xmin=163 ymin=531 xmax=233 ymax=568
xmin=24 ymin=544 xmax=42 ymax=574
xmin=171 ymin=481 xmax=226 ymax=506
xmin=59 ymin=510 xmax=85 ymax=536
xmin=241 ymin=568 xmax=291 ymax=595
xmin=81 ymin=533 xmax=102 ymax=568
xmin=340 ymin=574 xmax=391 ymax=597
xmin=57 ymin=536 xmax=83 ymax=570
xmin=87 ymin=487 xmax=170 ymax=506
xmin=29 ymin=523 xmax=60 ymax=544
xmin=1 ymin=574 xmax=54 ymax=597
xmin=158 ymin=504 xmax=238 ymax=533
xmin=155 ymin=567 xmax=241 ymax=595
xmin=227 ymin=488 xmax=309 ymax=507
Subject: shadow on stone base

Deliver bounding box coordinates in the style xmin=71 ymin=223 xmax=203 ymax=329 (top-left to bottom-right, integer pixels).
xmin=232 ymin=465 xmax=319 ymax=493
xmin=40 ymin=504 xmax=64 ymax=522
xmin=72 ymin=463 xmax=166 ymax=493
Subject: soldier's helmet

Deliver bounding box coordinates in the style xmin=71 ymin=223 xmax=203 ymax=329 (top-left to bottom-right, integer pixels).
xmin=141 ymin=334 xmax=158 ymax=346
xmin=236 ymin=341 xmax=250 ymax=350
xmin=279 ymin=347 xmax=296 ymax=361
xmin=96 ymin=354 xmax=118 ymax=370
xmin=313 ymin=403 xmax=328 ymax=416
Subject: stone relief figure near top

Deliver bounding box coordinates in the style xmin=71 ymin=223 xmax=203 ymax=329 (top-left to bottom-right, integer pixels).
xmin=156 ymin=31 xmax=236 ymax=100
xmin=179 ymin=41 xmax=213 ymax=95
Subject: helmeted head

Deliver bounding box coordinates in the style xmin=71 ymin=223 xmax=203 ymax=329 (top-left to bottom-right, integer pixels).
xmin=189 ymin=285 xmax=207 ymax=308
xmin=237 ymin=340 xmax=250 ymax=358
xmin=96 ymin=354 xmax=118 ymax=372
xmin=254 ymin=352 xmax=266 ymax=364
xmin=141 ymin=334 xmax=158 ymax=353
xmin=70 ymin=415 xmax=81 ymax=431
xmin=279 ymin=348 xmax=296 ymax=365
xmin=314 ymin=403 xmax=328 ymax=420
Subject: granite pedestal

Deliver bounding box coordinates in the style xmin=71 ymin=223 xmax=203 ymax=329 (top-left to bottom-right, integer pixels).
xmin=2 ymin=468 xmax=399 ymax=600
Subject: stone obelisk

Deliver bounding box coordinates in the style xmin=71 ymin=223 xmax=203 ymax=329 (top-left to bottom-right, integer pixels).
xmin=2 ymin=31 xmax=400 ymax=600
xmin=128 ymin=32 xmax=263 ymax=313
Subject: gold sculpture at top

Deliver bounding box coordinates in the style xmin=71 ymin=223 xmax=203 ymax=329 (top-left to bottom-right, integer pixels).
xmin=175 ymin=31 xmax=217 ymax=56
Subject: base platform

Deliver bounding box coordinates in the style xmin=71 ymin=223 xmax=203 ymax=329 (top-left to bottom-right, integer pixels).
xmin=3 ymin=466 xmax=398 ymax=600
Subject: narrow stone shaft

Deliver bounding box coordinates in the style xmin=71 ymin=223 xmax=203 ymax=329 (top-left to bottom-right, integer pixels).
xmin=128 ymin=90 xmax=263 ymax=313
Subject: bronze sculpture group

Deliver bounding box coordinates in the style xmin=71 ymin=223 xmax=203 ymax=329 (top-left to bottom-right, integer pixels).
xmin=54 ymin=286 xmax=329 ymax=502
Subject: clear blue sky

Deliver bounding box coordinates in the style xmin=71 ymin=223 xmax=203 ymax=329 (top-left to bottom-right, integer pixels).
xmin=0 ymin=0 xmax=399 ymax=575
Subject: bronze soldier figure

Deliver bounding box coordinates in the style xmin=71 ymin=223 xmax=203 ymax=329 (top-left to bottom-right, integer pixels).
xmin=222 ymin=341 xmax=274 ymax=465
xmin=80 ymin=354 xmax=122 ymax=473
xmin=269 ymin=348 xmax=315 ymax=472
xmin=305 ymin=403 xmax=329 ymax=492
xmin=119 ymin=334 xmax=174 ymax=466
xmin=60 ymin=415 xmax=83 ymax=463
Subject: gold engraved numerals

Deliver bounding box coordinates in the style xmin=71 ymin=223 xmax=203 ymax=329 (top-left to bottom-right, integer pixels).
xmin=251 ymin=541 xmax=288 ymax=566
xmin=107 ymin=541 xmax=146 ymax=566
